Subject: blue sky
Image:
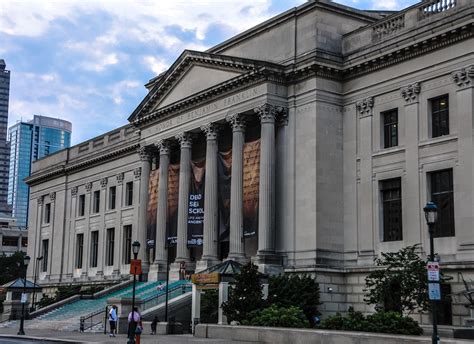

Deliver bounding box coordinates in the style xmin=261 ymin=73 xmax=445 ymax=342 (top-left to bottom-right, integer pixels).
xmin=1 ymin=0 xmax=419 ymax=145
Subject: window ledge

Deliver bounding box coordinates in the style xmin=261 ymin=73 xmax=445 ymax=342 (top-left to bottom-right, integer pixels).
xmin=90 ymin=213 xmax=100 ymax=218
xmin=122 ymin=205 xmax=134 ymax=210
xmin=419 ymin=135 xmax=457 ymax=148
xmin=105 ymin=209 xmax=116 ymax=215
xmin=372 ymin=146 xmax=405 ymax=157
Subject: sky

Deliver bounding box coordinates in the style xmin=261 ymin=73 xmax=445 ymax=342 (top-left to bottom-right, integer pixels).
xmin=1 ymin=0 xmax=419 ymax=145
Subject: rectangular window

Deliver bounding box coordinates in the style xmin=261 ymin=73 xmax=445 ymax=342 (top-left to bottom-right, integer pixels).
xmin=78 ymin=194 xmax=85 ymax=217
xmin=44 ymin=203 xmax=51 ymax=224
xmin=2 ymin=236 xmax=18 ymax=246
xmin=42 ymin=239 xmax=49 ymax=272
xmin=381 ymin=178 xmax=402 ymax=242
xmin=109 ymin=186 xmax=116 ymax=210
xmin=76 ymin=233 xmax=84 ymax=269
xmin=123 ymin=225 xmax=132 ymax=264
xmin=93 ymin=190 xmax=100 ymax=213
xmin=383 ymin=109 xmax=398 ymax=148
xmin=431 ymin=95 xmax=449 ymax=138
xmin=106 ymin=228 xmax=115 ymax=266
xmin=430 ymin=169 xmax=455 ymax=237
xmin=125 ymin=182 xmax=133 ymax=206
xmin=90 ymin=231 xmax=99 ymax=268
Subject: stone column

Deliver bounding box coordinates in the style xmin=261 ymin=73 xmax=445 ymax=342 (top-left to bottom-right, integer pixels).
xmin=452 ymin=66 xmax=474 ymax=258
xmin=113 ymin=173 xmax=124 ymax=276
xmin=149 ymin=140 xmax=170 ymax=281
xmin=254 ymin=104 xmax=279 ymax=264
xmin=175 ymin=132 xmax=192 ymax=263
xmin=401 ymin=83 xmax=422 ymax=246
xmin=226 ymin=114 xmax=246 ymax=262
xmin=138 ymin=147 xmax=152 ymax=272
xmin=198 ymin=123 xmax=220 ymax=269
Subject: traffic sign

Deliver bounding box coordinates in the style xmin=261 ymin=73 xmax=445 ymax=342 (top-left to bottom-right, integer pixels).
xmin=130 ymin=259 xmax=142 ymax=275
xmin=428 ymin=283 xmax=441 ymax=301
xmin=427 ymin=261 xmax=440 ymax=282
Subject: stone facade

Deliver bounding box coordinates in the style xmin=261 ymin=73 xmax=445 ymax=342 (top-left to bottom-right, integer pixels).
xmin=25 ymin=0 xmax=474 ymax=326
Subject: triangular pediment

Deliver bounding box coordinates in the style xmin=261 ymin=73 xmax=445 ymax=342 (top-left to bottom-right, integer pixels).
xmin=128 ymin=50 xmax=284 ymax=123
xmin=156 ymin=65 xmax=241 ymax=110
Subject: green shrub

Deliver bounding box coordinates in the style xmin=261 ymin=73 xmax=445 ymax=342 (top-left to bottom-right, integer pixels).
xmin=37 ymin=294 xmax=55 ymax=309
xmin=319 ymin=308 xmax=423 ymax=335
xmin=267 ymin=274 xmax=320 ymax=325
xmin=200 ymin=289 xmax=218 ymax=324
xmin=242 ymin=305 xmax=309 ymax=328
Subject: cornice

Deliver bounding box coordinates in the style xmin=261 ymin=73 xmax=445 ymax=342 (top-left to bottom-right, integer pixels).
xmin=26 ymin=142 xmax=140 ymax=186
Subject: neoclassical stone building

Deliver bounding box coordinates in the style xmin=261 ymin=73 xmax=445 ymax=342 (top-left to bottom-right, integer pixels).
xmin=26 ymin=0 xmax=474 ymax=325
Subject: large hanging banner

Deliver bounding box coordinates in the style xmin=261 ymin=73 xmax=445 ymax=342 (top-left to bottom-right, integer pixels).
xmin=167 ymin=163 xmax=180 ymax=246
xmin=218 ymin=150 xmax=232 ymax=241
xmin=242 ymin=139 xmax=260 ymax=237
xmin=187 ymin=160 xmax=205 ymax=247
xmin=146 ymin=168 xmax=160 ymax=245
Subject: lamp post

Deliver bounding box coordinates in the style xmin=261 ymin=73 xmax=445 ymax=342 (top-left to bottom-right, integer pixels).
xmin=424 ymin=201 xmax=439 ymax=344
xmin=18 ymin=255 xmax=31 ymax=335
xmin=128 ymin=240 xmax=140 ymax=342
xmin=30 ymin=256 xmax=43 ymax=312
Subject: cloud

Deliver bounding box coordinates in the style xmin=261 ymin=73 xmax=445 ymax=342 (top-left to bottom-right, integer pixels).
xmin=142 ymin=56 xmax=170 ymax=75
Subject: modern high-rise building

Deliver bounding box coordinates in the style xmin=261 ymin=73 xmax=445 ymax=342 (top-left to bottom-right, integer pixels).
xmin=8 ymin=115 xmax=72 ymax=228
xmin=0 ymin=60 xmax=11 ymax=214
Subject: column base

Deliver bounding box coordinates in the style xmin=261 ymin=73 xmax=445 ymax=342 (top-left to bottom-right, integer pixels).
xmin=195 ymin=257 xmax=220 ymax=272
xmin=170 ymin=261 xmax=195 ymax=281
xmin=254 ymin=251 xmax=283 ymax=275
xmin=148 ymin=261 xmax=168 ymax=281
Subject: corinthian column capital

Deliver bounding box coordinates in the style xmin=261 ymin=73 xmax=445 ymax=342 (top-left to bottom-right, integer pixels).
xmin=226 ymin=113 xmax=246 ymax=132
xmin=200 ymin=123 xmax=219 ymax=140
xmin=175 ymin=132 xmax=193 ymax=149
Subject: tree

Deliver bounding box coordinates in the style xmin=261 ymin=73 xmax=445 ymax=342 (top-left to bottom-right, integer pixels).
xmin=222 ymin=262 xmax=265 ymax=323
xmin=364 ymin=244 xmax=428 ymax=314
xmin=0 ymin=251 xmax=26 ymax=285
xmin=267 ymin=274 xmax=320 ymax=325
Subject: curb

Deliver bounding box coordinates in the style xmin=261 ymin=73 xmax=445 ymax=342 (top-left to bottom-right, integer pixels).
xmin=0 ymin=334 xmax=87 ymax=343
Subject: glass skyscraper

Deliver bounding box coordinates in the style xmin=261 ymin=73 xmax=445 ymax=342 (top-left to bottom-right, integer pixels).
xmin=8 ymin=116 xmax=72 ymax=228
xmin=0 ymin=60 xmax=11 ymax=214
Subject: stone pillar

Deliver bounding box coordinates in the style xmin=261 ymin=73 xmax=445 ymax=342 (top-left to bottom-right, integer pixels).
xmin=401 ymin=83 xmax=422 ymax=246
xmin=138 ymin=147 xmax=152 ymax=273
xmin=218 ymin=281 xmax=229 ymax=325
xmin=226 ymin=114 xmax=246 ymax=262
xmin=175 ymin=132 xmax=192 ymax=263
xmin=97 ymin=178 xmax=108 ymax=277
xmin=452 ymin=66 xmax=474 ymax=258
xmin=113 ymin=173 xmax=124 ymax=276
xmin=149 ymin=140 xmax=170 ymax=281
xmin=191 ymin=284 xmax=201 ymax=333
xmin=254 ymin=104 xmax=280 ymax=266
xmin=197 ymin=123 xmax=220 ymax=269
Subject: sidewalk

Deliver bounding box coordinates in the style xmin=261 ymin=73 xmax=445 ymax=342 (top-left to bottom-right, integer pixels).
xmin=0 ymin=328 xmax=253 ymax=343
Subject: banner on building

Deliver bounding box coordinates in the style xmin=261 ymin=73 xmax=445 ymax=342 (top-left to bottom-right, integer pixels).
xmin=187 ymin=160 xmax=205 ymax=247
xmin=218 ymin=150 xmax=232 ymax=241
xmin=242 ymin=139 xmax=260 ymax=237
xmin=167 ymin=164 xmax=180 ymax=246
xmin=146 ymin=168 xmax=160 ymax=245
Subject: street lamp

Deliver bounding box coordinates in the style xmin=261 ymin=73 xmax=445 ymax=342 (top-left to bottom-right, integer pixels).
xmin=30 ymin=256 xmax=43 ymax=312
xmin=18 ymin=255 xmax=31 ymax=335
xmin=128 ymin=241 xmax=140 ymax=342
xmin=424 ymin=201 xmax=439 ymax=344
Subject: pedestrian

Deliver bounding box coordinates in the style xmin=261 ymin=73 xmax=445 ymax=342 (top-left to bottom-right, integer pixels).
xmin=128 ymin=307 xmax=141 ymax=344
xmin=108 ymin=305 xmax=118 ymax=337
xmin=179 ymin=261 xmax=186 ymax=280
xmin=151 ymin=315 xmax=158 ymax=335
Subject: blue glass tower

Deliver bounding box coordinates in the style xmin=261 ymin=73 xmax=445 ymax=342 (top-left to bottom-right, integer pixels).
xmin=8 ymin=116 xmax=72 ymax=228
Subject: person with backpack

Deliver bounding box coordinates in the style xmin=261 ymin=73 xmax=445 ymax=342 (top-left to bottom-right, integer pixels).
xmin=108 ymin=305 xmax=118 ymax=337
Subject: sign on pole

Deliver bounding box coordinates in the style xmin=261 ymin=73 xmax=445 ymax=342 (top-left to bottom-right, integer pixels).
xmin=21 ymin=293 xmax=27 ymax=304
xmin=428 ymin=282 xmax=441 ymax=300
xmin=427 ymin=261 xmax=440 ymax=282
xmin=130 ymin=259 xmax=142 ymax=275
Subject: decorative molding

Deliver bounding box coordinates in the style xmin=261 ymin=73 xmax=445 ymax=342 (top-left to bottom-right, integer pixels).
xmin=226 ymin=113 xmax=246 ymax=132
xmin=175 ymin=132 xmax=193 ymax=149
xmin=200 ymin=123 xmax=219 ymax=140
xmin=85 ymin=182 xmax=92 ymax=193
xmin=254 ymin=103 xmax=286 ymax=124
xmin=277 ymin=107 xmax=289 ymax=126
xmin=100 ymin=178 xmax=108 ymax=188
xmin=356 ymin=97 xmax=374 ymax=117
xmin=155 ymin=139 xmax=171 ymax=156
xmin=452 ymin=65 xmax=474 ymax=88
xmin=116 ymin=173 xmax=124 ymax=185
xmin=37 ymin=197 xmax=43 ymax=206
xmin=71 ymin=187 xmax=78 ymax=197
xmin=134 ymin=167 xmax=142 ymax=179
xmin=49 ymin=192 xmax=56 ymax=202
xmin=400 ymin=82 xmax=421 ymax=103
xmin=138 ymin=146 xmax=152 ymax=161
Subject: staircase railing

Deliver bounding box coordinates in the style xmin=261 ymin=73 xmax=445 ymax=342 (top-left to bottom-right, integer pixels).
xmin=79 ymin=282 xmax=191 ymax=332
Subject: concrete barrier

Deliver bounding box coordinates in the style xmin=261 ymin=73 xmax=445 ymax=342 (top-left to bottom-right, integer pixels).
xmin=194 ymin=324 xmax=474 ymax=344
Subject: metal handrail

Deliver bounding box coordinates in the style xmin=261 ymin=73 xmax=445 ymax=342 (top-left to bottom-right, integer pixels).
xmin=80 ymin=306 xmax=107 ymax=332
xmin=141 ymin=283 xmax=191 ymax=310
